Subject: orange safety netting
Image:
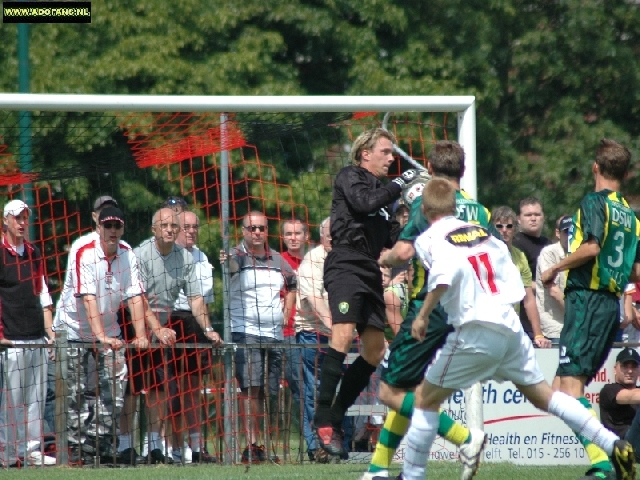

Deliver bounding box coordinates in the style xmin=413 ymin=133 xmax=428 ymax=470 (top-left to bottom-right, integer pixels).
xmin=0 ymin=111 xmax=453 ymax=466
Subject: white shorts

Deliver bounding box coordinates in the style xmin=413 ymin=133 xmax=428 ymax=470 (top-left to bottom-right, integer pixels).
xmin=425 ymin=321 xmax=544 ymax=389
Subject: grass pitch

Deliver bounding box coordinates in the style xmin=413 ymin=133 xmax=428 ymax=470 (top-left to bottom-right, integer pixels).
xmin=2 ymin=462 xmax=633 ymax=480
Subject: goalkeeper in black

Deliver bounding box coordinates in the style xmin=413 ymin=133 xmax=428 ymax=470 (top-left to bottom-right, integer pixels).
xmin=313 ymin=127 xmax=419 ymax=456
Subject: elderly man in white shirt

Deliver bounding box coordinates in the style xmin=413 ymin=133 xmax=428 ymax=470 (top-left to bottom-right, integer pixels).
xmin=168 ymin=210 xmax=218 ymax=464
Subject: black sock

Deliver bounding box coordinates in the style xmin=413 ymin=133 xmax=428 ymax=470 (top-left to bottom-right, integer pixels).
xmin=330 ymin=355 xmax=376 ymax=428
xmin=313 ymin=347 xmax=346 ymax=427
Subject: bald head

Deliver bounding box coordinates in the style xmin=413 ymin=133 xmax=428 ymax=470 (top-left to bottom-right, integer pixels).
xmin=152 ymin=208 xmax=179 ymax=252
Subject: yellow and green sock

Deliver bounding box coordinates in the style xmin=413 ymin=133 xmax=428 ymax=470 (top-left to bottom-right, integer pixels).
xmin=368 ymin=392 xmax=414 ymax=473
xmin=437 ymin=409 xmax=470 ymax=446
xmin=367 ymin=392 xmax=472 ymax=474
xmin=577 ymin=396 xmax=612 ymax=473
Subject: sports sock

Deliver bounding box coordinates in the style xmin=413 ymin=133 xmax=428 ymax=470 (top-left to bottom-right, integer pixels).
xmin=402 ymin=408 xmax=438 ymax=480
xmin=189 ymin=433 xmax=201 ymax=453
xmin=314 ymin=348 xmax=346 ymax=426
xmin=148 ymin=431 xmax=162 ymax=452
xmin=548 ymin=393 xmax=615 ymax=472
xmin=437 ymin=410 xmax=470 ymax=445
xmin=368 ymin=409 xmax=410 ymax=473
xmin=118 ymin=434 xmax=131 ymax=453
xmin=331 ymin=355 xmax=377 ymax=427
xmin=399 ymin=391 xmax=415 ymax=418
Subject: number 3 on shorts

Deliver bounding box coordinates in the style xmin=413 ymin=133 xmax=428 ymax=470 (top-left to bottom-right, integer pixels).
xmin=467 ymin=253 xmax=498 ymax=294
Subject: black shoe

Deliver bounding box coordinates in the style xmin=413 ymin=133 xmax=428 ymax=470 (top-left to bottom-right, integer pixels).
xmin=579 ymin=468 xmax=616 ymax=479
xmin=191 ymin=450 xmax=217 ymax=463
xmin=314 ymin=425 xmax=345 ymax=456
xmin=314 ymin=448 xmax=330 ymax=464
xmin=241 ymin=444 xmax=265 ymax=463
xmin=149 ymin=448 xmax=174 ymax=465
xmin=612 ymin=439 xmax=636 ymax=480
xmin=83 ymin=436 xmax=116 ymax=459
xmin=116 ymin=447 xmax=146 ymax=465
xmin=69 ymin=446 xmax=93 ymax=466
xmin=241 ymin=443 xmax=277 ymax=463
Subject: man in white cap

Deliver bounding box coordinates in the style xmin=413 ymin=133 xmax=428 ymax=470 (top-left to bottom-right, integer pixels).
xmin=0 ymin=199 xmax=55 ymax=467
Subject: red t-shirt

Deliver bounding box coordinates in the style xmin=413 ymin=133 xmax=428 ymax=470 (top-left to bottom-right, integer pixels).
xmin=281 ymin=251 xmax=302 ymax=338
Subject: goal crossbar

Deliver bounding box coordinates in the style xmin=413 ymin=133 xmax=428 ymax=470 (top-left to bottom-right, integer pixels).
xmin=0 ymin=93 xmax=477 ymax=203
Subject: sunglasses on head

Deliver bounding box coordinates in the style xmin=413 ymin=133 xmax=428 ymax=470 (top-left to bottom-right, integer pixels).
xmin=103 ymin=222 xmax=123 ymax=230
xmin=165 ymin=197 xmax=187 ymax=207
xmin=244 ymin=225 xmax=266 ymax=232
xmin=495 ymin=223 xmax=514 ymax=229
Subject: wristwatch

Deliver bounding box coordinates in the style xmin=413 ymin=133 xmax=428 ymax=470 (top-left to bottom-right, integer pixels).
xmin=204 ymin=327 xmax=214 ymax=333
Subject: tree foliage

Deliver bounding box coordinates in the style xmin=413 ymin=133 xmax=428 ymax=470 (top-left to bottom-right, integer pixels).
xmin=0 ymin=0 xmax=638 ymax=233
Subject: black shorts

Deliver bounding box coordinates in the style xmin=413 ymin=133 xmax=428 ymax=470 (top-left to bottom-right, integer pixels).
xmin=324 ymin=249 xmax=386 ymax=335
xmin=168 ymin=310 xmax=213 ymax=375
xmin=117 ymin=306 xmax=148 ymax=395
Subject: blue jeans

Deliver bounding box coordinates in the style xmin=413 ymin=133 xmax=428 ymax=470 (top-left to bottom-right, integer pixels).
xmin=282 ymin=335 xmax=301 ymax=406
xmin=296 ymin=331 xmax=352 ymax=454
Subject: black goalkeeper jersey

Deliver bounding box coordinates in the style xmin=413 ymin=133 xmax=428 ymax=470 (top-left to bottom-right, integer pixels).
xmin=329 ymin=165 xmax=402 ymax=259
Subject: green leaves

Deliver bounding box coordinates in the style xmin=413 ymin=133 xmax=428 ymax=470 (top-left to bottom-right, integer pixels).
xmin=0 ymin=0 xmax=639 ymax=236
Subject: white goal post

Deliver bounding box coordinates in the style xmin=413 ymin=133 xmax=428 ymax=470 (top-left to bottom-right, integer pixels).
xmin=0 ymin=94 xmax=482 ymax=459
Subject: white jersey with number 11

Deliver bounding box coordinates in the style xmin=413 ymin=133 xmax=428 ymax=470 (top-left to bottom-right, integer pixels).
xmin=414 ymin=215 xmax=525 ymax=332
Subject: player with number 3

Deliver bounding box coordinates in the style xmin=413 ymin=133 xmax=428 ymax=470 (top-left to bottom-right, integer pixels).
xmin=540 ymin=139 xmax=640 ymax=480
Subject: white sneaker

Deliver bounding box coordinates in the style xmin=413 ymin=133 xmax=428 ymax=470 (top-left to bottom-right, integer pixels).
xmin=458 ymin=428 xmax=488 ymax=480
xmin=172 ymin=449 xmax=183 ymax=463
xmin=183 ymin=444 xmax=193 ymax=464
xmin=359 ymin=471 xmax=388 ymax=480
xmin=27 ymin=451 xmax=56 ymax=466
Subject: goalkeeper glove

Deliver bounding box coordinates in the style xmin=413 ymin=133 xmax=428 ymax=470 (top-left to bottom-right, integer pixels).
xmin=391 ymin=169 xmax=419 ymax=188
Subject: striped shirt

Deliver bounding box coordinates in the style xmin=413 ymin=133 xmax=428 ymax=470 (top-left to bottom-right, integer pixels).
xmin=228 ymin=242 xmax=297 ymax=339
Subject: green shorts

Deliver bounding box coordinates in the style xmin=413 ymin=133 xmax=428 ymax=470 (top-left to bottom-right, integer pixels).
xmin=381 ymin=301 xmax=453 ymax=389
xmin=556 ymin=289 xmax=620 ymax=383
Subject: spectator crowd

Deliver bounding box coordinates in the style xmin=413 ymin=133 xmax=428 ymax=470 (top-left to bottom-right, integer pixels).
xmin=0 ymin=134 xmax=639 ymax=473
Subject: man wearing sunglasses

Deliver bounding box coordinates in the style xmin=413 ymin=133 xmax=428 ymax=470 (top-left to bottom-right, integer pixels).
xmin=221 ymin=211 xmax=297 ymax=462
xmin=491 ymin=206 xmax=551 ymax=349
xmin=55 ymin=206 xmax=149 ymax=466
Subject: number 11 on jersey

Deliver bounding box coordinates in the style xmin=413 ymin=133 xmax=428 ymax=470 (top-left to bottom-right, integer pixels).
xmin=468 ymin=252 xmax=499 ymax=294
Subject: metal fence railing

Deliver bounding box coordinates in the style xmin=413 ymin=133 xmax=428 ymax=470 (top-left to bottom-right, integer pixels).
xmin=0 ymin=336 xmax=385 ymax=468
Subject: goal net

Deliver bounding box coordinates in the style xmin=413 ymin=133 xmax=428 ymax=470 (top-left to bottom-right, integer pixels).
xmin=0 ymin=95 xmax=478 ymax=466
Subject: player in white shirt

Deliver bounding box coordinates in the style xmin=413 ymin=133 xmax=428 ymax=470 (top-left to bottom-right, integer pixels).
xmin=393 ymin=178 xmax=635 ymax=480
